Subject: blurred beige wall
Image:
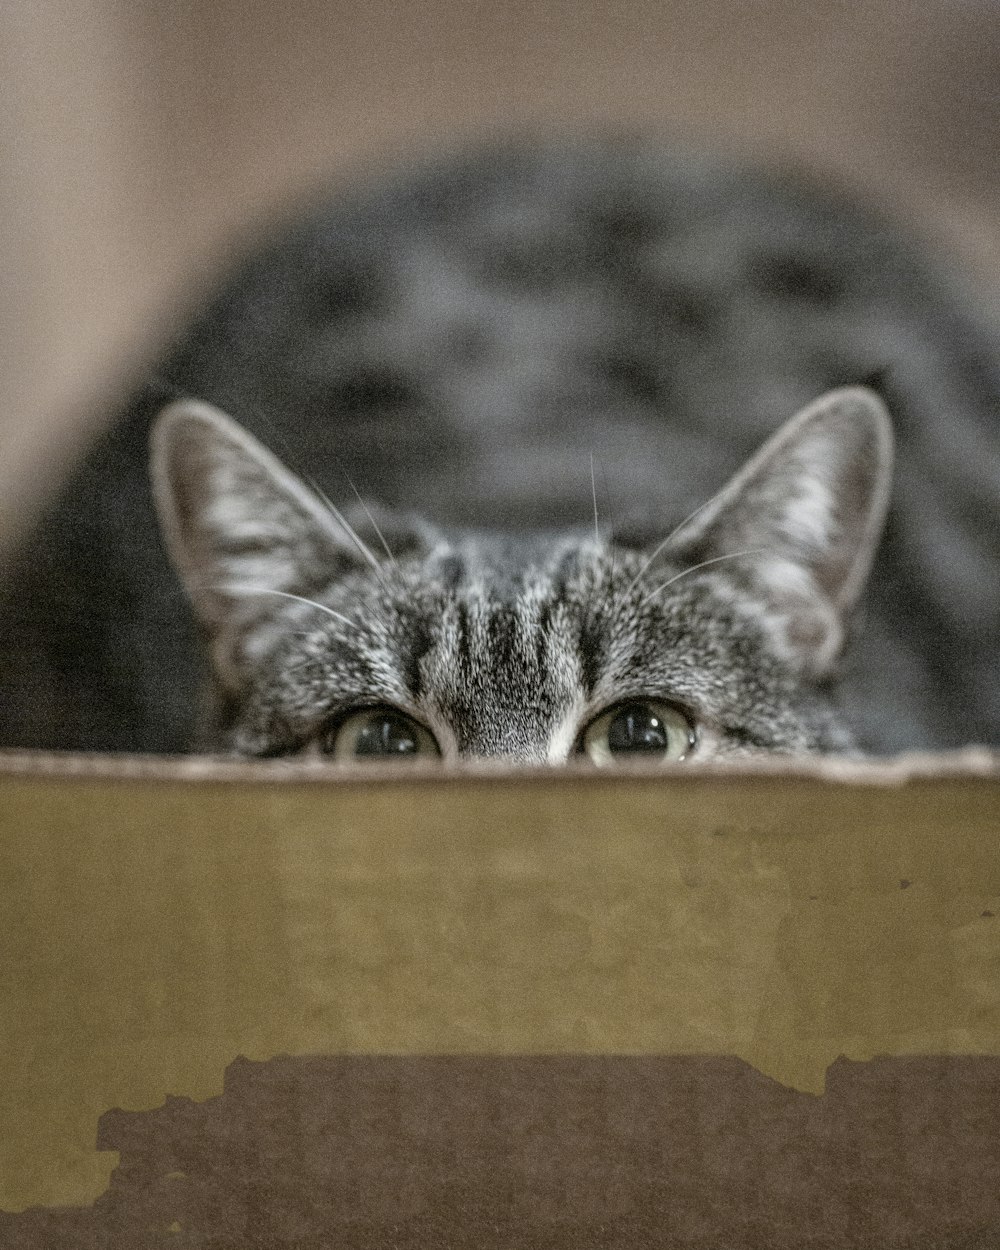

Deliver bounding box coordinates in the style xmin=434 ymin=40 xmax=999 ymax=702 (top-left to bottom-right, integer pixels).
xmin=2 ymin=0 xmax=999 ymax=547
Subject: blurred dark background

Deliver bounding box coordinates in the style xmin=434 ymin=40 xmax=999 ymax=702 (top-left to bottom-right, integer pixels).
xmin=2 ymin=0 xmax=999 ymax=549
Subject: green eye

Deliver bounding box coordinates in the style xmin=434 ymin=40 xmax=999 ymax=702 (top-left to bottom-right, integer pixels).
xmin=580 ymin=700 xmax=694 ymax=766
xmin=324 ymin=707 xmax=441 ymax=761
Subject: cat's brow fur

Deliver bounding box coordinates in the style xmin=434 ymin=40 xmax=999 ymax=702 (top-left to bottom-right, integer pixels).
xmin=0 ymin=137 xmax=997 ymax=756
xmin=218 ymin=532 xmax=852 ymax=762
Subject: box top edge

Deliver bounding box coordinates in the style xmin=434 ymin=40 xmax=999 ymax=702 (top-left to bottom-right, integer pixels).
xmin=0 ymin=746 xmax=998 ymax=788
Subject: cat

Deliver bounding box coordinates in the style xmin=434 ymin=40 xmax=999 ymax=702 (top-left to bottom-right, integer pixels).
xmin=1 ymin=137 xmax=998 ymax=761
xmin=148 ymin=384 xmax=888 ymax=763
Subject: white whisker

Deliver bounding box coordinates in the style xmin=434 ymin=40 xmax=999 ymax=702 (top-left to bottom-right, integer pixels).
xmin=306 ymin=476 xmax=387 ymax=583
xmin=625 ymin=481 xmax=736 ymax=595
xmin=344 ymin=475 xmax=396 ymax=566
xmin=590 ymin=452 xmax=600 ymax=547
xmin=218 ymin=584 xmax=355 ymax=628
xmin=598 ymin=456 xmax=617 ymax=588
xmin=640 ymin=549 xmax=767 ymax=607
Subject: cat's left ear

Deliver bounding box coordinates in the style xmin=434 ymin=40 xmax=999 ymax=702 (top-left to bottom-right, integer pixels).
xmin=150 ymin=399 xmax=421 ymax=686
xmin=665 ymin=386 xmax=893 ymax=676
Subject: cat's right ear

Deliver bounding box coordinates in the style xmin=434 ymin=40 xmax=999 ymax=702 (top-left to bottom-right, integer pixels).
xmin=150 ymin=399 xmax=370 ymax=685
xmin=662 ymin=386 xmax=894 ymax=677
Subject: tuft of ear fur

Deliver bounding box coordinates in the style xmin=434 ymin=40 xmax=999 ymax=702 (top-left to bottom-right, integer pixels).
xmin=151 ymin=399 xmax=380 ymax=685
xmin=666 ymin=386 xmax=894 ymax=675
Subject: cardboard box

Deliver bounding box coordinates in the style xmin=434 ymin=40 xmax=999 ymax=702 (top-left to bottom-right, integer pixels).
xmin=1 ymin=749 xmax=998 ymax=1246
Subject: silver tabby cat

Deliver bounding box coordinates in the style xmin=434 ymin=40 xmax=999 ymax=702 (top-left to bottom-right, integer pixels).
xmin=1 ymin=139 xmax=997 ymax=759
xmin=151 ymin=386 xmax=889 ymax=763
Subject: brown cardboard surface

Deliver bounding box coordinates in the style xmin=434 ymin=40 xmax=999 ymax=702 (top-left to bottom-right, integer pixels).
xmin=1 ymin=750 xmax=999 ymax=1233
xmin=4 ymin=1054 xmax=1000 ymax=1247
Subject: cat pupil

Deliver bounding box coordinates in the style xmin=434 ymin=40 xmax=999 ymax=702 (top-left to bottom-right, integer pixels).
xmin=607 ymin=704 xmax=669 ymax=754
xmin=355 ymin=713 xmax=419 ymax=757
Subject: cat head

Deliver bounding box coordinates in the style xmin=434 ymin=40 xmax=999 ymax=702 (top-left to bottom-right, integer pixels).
xmin=150 ymin=386 xmax=892 ymax=764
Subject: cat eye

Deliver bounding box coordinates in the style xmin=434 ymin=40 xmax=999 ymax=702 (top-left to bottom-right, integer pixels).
xmin=579 ymin=700 xmax=694 ymax=766
xmin=323 ymin=707 xmax=441 ymax=761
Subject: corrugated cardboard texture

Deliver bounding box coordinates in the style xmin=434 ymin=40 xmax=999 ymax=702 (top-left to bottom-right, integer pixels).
xmin=1 ymin=750 xmax=998 ymax=1229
